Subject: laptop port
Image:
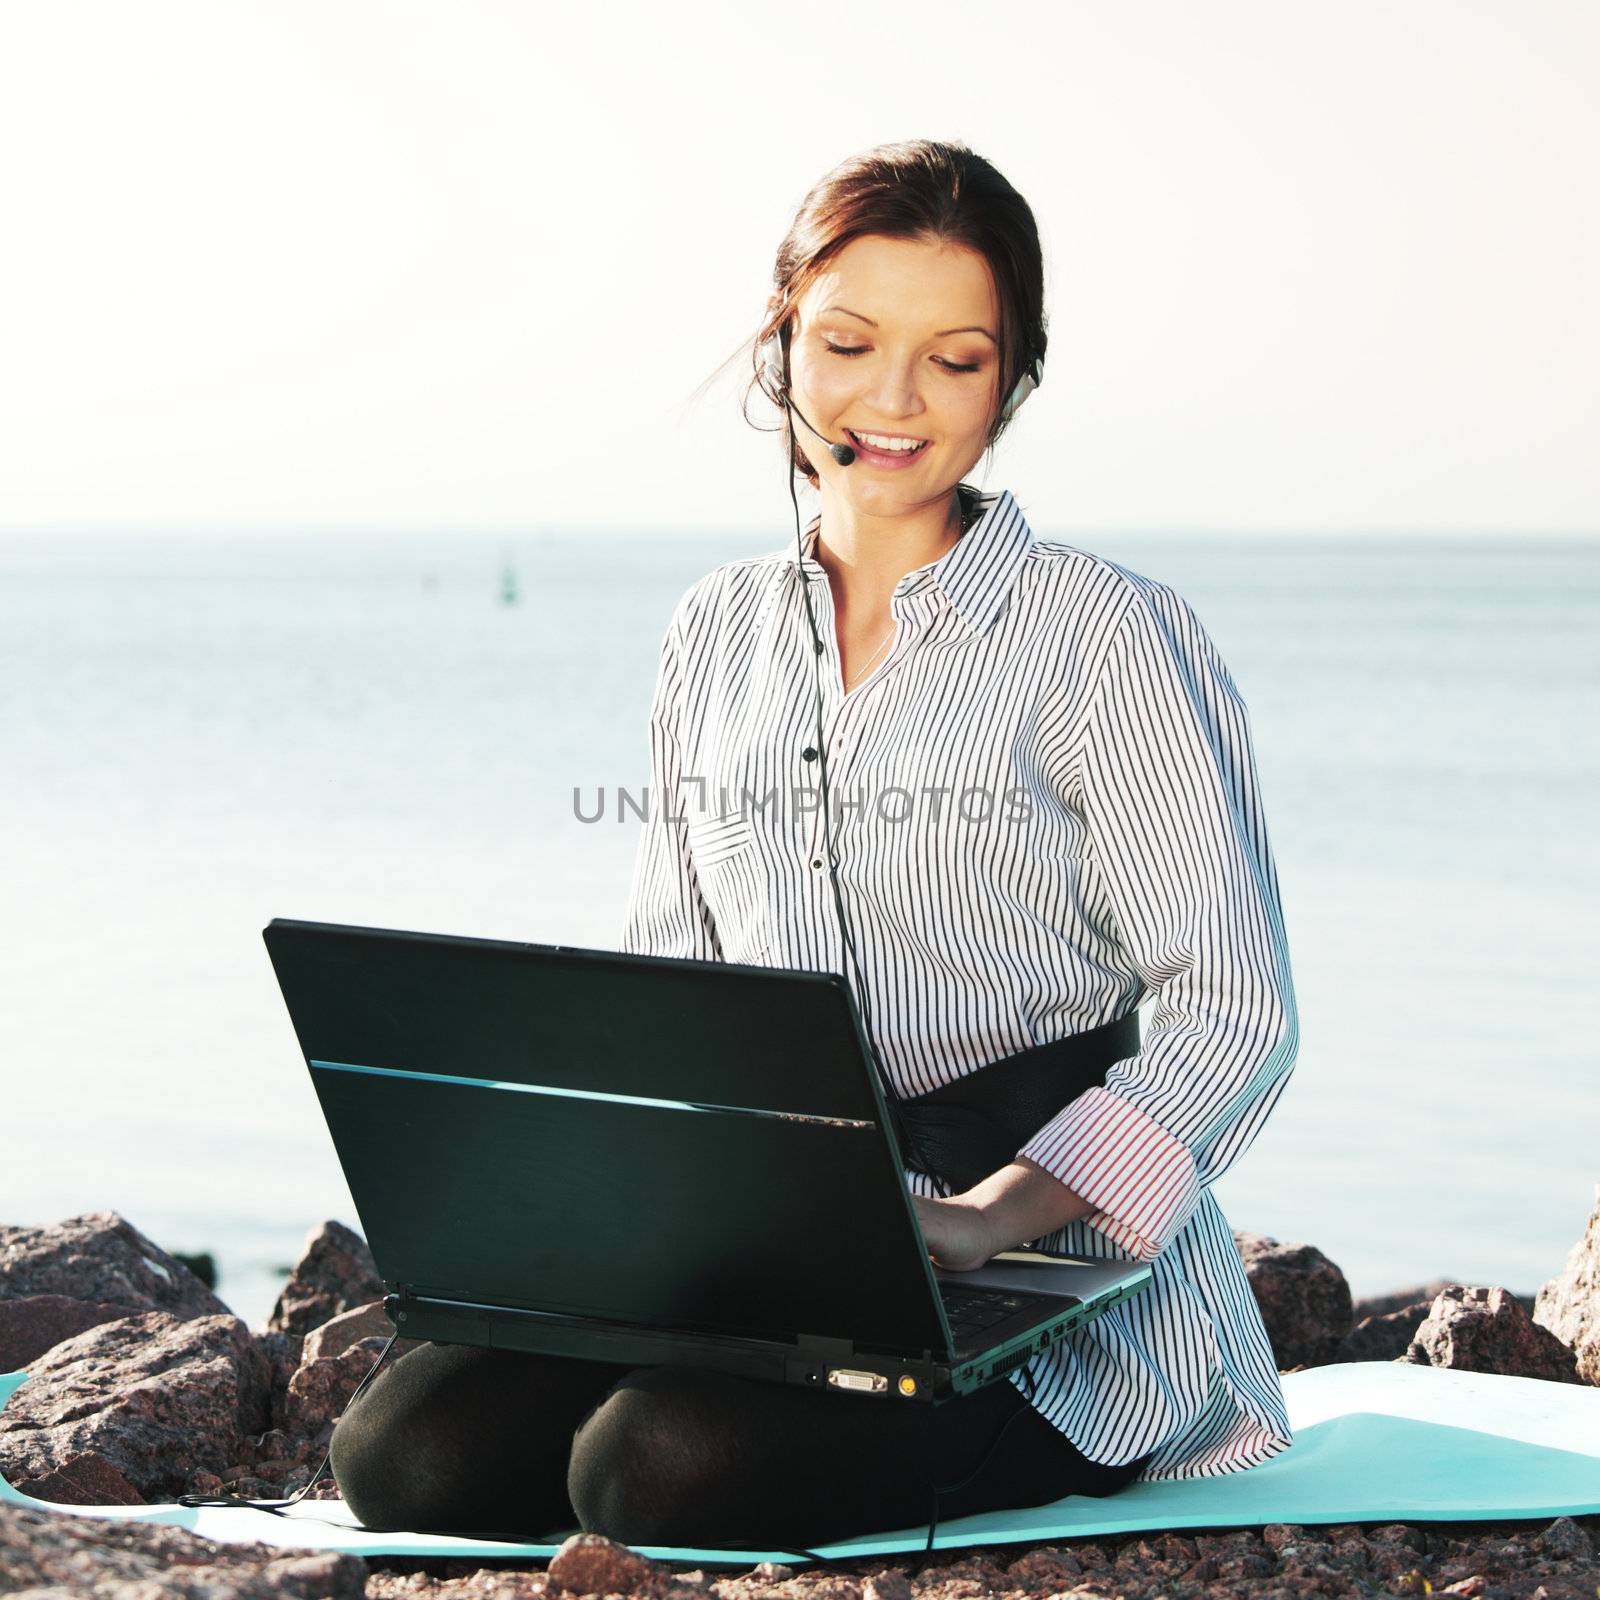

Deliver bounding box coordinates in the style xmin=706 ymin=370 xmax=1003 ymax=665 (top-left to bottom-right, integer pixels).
xmin=984 ymin=1346 xmax=1033 ymax=1381
xmin=827 ymin=1368 xmax=888 ymax=1394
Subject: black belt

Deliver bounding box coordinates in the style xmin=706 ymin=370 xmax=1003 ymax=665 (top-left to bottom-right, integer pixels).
xmin=890 ymin=1010 xmax=1142 ymax=1197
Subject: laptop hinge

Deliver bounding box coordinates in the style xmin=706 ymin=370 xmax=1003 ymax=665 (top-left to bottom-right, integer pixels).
xmin=383 ymin=1282 xmax=416 ymax=1313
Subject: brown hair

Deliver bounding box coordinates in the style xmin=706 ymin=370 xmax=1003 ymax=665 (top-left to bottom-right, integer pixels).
xmin=740 ymin=139 xmax=1048 ymax=491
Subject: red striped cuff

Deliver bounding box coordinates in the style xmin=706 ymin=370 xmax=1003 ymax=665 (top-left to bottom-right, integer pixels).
xmin=1015 ymin=1085 xmax=1202 ymax=1261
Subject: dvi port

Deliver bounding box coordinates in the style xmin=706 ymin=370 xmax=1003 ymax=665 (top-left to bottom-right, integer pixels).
xmin=827 ymin=1368 xmax=888 ymax=1393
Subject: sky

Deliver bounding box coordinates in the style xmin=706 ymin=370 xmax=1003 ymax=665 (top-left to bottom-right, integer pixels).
xmin=0 ymin=0 xmax=1594 ymax=538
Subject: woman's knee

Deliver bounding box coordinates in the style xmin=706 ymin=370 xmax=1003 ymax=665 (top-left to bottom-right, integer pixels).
xmin=565 ymin=1365 xmax=744 ymax=1546
xmin=328 ymin=1386 xmax=414 ymax=1529
xmin=325 ymin=1342 xmax=492 ymax=1531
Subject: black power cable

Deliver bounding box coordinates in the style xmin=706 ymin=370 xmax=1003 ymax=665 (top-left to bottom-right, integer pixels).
xmin=176 ymin=1329 xmax=401 ymax=1523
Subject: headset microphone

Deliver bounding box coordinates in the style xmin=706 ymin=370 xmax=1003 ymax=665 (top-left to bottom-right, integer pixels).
xmin=756 ymin=328 xmax=856 ymax=463
xmin=790 ymin=395 xmax=857 ymax=467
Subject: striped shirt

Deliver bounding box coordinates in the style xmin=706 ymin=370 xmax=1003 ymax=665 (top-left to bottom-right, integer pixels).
xmin=618 ymin=487 xmax=1300 ymax=1479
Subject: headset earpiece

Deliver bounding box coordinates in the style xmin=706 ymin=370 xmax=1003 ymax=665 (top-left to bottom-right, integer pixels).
xmin=757 ymin=328 xmax=788 ymax=405
xmin=998 ymin=353 xmax=1043 ymax=424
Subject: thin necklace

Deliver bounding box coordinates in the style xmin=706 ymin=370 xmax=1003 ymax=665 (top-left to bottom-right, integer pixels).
xmin=834 ymin=494 xmax=977 ymax=691
xmin=843 ymin=622 xmax=895 ymax=692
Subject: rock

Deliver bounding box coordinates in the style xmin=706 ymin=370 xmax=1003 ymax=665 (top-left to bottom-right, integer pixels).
xmin=1533 ymin=1182 xmax=1600 ymax=1385
xmin=1190 ymin=1529 xmax=1275 ymax=1579
xmin=1371 ymin=1522 xmax=1428 ymax=1552
xmin=13 ymin=1449 xmax=146 ymax=1505
xmin=1354 ymin=1278 xmax=1458 ymax=1320
xmin=268 ymin=1302 xmax=421 ymax=1460
xmin=1235 ymin=1230 xmax=1353 ymax=1367
xmin=1372 ymin=1549 xmax=1433 ymax=1587
xmin=0 ymin=1294 xmax=143 ymax=1370
xmin=280 ymin=1335 xmax=400 ymax=1443
xmin=219 ymin=1473 xmax=279 ymax=1499
xmin=860 ymin=1570 xmax=914 ymax=1600
xmin=247 ymin=1428 xmax=312 ymax=1472
xmin=0 ymin=1499 xmax=367 ymax=1598
xmin=1003 ymin=1545 xmax=1082 ymax=1583
xmin=0 ymin=1309 xmax=270 ymax=1501
xmin=262 ymin=1220 xmax=384 ymax=1338
xmin=1338 ymin=1298 xmax=1434 ymax=1361
xmin=0 ymin=1210 xmax=231 ymax=1321
xmin=547 ymin=1530 xmax=661 ymax=1594
xmin=256 ymin=1327 xmax=306 ymax=1433
xmin=302 ymin=1298 xmax=422 ymax=1364
xmin=1278 ymin=1548 xmax=1348 ymax=1588
xmin=1113 ymin=1537 xmax=1167 ymax=1568
xmin=1539 ymin=1516 xmax=1594 ymax=1558
xmin=1404 ymin=1284 xmax=1582 ymax=1381
xmin=926 ymin=1554 xmax=1004 ymax=1589
xmin=1329 ymin=1535 xmax=1371 ymax=1572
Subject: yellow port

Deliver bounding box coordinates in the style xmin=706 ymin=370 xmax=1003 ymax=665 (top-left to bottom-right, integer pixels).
xmin=897 ymin=1375 xmax=918 ymax=1396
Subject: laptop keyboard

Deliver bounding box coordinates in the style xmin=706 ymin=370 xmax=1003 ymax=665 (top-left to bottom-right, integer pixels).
xmin=939 ymin=1284 xmax=1045 ymax=1347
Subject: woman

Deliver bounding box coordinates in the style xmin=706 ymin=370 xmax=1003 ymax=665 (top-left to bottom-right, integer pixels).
xmin=328 ymin=138 xmax=1299 ymax=1555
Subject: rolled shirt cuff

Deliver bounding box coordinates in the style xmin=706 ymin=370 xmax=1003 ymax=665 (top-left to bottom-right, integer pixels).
xmin=1015 ymin=1084 xmax=1202 ymax=1261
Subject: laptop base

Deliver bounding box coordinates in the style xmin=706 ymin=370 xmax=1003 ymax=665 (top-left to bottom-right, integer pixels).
xmin=382 ymin=1271 xmax=1152 ymax=1403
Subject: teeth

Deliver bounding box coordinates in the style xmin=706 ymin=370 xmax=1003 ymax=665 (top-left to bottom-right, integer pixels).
xmin=852 ymin=431 xmax=926 ymax=453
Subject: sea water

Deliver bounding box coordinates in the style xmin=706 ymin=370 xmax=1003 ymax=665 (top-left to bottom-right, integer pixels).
xmin=2 ymin=523 xmax=1595 ymax=1331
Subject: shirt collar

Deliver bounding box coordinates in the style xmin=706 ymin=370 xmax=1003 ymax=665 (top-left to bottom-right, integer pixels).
xmin=778 ymin=487 xmax=1034 ymax=639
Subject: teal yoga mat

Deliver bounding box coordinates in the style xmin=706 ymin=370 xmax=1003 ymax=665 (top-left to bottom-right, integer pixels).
xmin=2 ymin=1362 xmax=1597 ymax=1564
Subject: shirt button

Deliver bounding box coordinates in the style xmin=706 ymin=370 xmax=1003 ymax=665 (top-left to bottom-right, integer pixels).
xmin=811 ymin=858 xmax=824 ymax=870
xmin=802 ymin=747 xmax=817 ymax=761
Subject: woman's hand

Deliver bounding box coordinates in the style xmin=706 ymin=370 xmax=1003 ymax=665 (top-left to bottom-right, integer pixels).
xmin=910 ymin=1193 xmax=997 ymax=1272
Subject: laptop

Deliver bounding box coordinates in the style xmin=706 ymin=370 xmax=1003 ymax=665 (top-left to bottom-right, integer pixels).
xmin=263 ymin=917 xmax=1153 ymax=1404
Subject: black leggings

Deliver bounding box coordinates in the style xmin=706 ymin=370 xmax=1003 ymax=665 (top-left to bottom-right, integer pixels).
xmin=328 ymin=1340 xmax=1154 ymax=1555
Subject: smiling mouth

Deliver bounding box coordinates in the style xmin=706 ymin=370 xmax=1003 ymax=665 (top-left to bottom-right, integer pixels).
xmin=847 ymin=430 xmax=930 ymax=456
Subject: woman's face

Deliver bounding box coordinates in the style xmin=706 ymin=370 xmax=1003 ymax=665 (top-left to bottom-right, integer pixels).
xmin=788 ymin=233 xmax=1002 ymax=513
